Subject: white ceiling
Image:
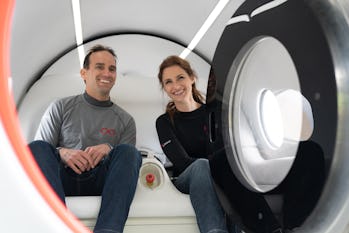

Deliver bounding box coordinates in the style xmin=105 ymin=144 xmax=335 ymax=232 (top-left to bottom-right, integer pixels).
xmin=10 ymin=0 xmax=244 ymax=105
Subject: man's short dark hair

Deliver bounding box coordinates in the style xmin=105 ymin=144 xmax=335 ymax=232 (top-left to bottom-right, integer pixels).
xmin=83 ymin=44 xmax=117 ymax=69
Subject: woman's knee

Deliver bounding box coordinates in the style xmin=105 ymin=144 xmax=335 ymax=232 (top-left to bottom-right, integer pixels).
xmin=190 ymin=159 xmax=212 ymax=180
xmin=192 ymin=158 xmax=210 ymax=172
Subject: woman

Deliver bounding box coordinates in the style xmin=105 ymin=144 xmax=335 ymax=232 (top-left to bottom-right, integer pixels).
xmin=155 ymin=55 xmax=326 ymax=233
xmin=155 ymin=55 xmax=241 ymax=233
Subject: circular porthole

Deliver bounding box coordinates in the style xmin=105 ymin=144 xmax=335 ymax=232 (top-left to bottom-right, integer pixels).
xmin=222 ymin=36 xmax=301 ymax=192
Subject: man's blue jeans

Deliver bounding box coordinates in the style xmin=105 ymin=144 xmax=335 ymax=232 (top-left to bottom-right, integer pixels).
xmin=28 ymin=140 xmax=142 ymax=233
xmin=174 ymin=159 xmax=229 ymax=233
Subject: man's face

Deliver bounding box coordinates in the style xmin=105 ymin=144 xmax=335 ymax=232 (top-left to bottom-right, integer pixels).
xmin=80 ymin=50 xmax=116 ymax=100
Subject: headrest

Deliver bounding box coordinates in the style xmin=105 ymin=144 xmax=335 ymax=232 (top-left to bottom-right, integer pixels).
xmin=276 ymin=89 xmax=314 ymax=141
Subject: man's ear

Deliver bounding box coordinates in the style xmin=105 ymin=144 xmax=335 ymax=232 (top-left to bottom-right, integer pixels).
xmin=80 ymin=68 xmax=87 ymax=82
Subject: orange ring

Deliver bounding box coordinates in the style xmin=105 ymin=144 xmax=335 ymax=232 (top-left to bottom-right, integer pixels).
xmin=0 ymin=1 xmax=89 ymax=232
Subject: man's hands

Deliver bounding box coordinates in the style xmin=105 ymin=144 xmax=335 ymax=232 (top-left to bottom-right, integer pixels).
xmin=58 ymin=144 xmax=112 ymax=174
xmin=85 ymin=144 xmax=111 ymax=168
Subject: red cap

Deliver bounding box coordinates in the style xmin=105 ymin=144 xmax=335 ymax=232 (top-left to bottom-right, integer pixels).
xmin=146 ymin=173 xmax=155 ymax=184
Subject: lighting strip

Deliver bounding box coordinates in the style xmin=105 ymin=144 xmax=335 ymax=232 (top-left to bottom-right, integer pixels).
xmin=180 ymin=0 xmax=229 ymax=59
xmin=71 ymin=0 xmax=85 ymax=68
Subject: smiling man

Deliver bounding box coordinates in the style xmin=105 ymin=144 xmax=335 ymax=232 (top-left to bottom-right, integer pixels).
xmin=29 ymin=44 xmax=142 ymax=233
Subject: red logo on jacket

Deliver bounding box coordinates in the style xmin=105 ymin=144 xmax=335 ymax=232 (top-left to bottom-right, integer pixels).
xmin=100 ymin=128 xmax=116 ymax=136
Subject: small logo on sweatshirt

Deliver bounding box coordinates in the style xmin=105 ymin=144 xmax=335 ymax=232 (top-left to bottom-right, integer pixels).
xmin=100 ymin=128 xmax=116 ymax=136
xmin=161 ymin=140 xmax=171 ymax=148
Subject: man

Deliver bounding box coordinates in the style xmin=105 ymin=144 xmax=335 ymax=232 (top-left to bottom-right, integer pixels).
xmin=29 ymin=44 xmax=142 ymax=233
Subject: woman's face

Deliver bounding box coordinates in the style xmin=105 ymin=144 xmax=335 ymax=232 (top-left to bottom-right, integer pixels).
xmin=161 ymin=65 xmax=195 ymax=103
